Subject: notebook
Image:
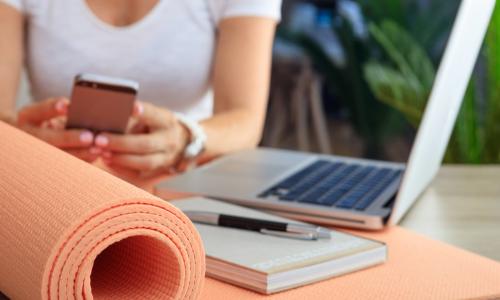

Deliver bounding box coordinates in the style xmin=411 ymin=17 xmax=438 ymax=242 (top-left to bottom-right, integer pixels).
xmin=171 ymin=197 xmax=387 ymax=294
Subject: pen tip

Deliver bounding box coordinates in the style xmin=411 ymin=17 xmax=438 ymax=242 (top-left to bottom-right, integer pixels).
xmin=318 ymin=228 xmax=332 ymax=239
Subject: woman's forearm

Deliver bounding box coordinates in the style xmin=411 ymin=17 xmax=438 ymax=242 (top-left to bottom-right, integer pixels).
xmin=200 ymin=107 xmax=266 ymax=159
xmin=0 ymin=3 xmax=24 ymax=126
xmin=0 ymin=108 xmax=16 ymax=125
xmin=198 ymin=17 xmax=277 ymax=162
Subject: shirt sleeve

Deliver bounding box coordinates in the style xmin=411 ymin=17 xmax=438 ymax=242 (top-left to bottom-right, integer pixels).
xmin=0 ymin=0 xmax=25 ymax=12
xmin=211 ymin=0 xmax=282 ymax=23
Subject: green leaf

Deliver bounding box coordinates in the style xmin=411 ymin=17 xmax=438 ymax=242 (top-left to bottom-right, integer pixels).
xmin=483 ymin=2 xmax=500 ymax=162
xmin=364 ymin=21 xmax=435 ymax=128
xmin=450 ymin=82 xmax=482 ymax=164
xmin=364 ymin=62 xmax=422 ymax=127
xmin=368 ymin=21 xmax=435 ymax=106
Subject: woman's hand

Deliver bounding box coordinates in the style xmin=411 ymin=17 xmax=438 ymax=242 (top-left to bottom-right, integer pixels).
xmin=16 ymin=97 xmax=99 ymax=162
xmin=94 ymin=102 xmax=190 ymax=176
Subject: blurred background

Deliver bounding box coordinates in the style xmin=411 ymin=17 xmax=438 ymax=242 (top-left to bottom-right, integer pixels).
xmin=262 ymin=0 xmax=500 ymax=164
xmin=15 ymin=0 xmax=500 ymax=164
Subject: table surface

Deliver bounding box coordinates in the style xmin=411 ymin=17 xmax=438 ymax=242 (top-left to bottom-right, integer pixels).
xmin=400 ymin=165 xmax=500 ymax=261
xmin=147 ymin=164 xmax=500 ymax=262
xmin=1 ymin=165 xmax=499 ymax=300
xmin=122 ymin=163 xmax=500 ymax=261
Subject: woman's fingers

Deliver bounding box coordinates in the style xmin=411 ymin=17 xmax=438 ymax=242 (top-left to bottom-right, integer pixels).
xmin=94 ymin=102 xmax=188 ymax=174
xmin=132 ymin=101 xmax=144 ymax=117
xmin=134 ymin=101 xmax=176 ymax=128
xmin=17 ymin=99 xmax=94 ymax=156
xmin=22 ymin=125 xmax=94 ymax=148
xmin=42 ymin=116 xmax=67 ymax=130
xmin=104 ymin=152 xmax=172 ymax=172
xmin=17 ymin=97 xmax=69 ymax=126
xmin=95 ymin=130 xmax=173 ymax=154
xmin=65 ymin=148 xmax=100 ymax=163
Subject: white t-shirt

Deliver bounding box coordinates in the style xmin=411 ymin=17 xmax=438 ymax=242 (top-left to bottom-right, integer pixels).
xmin=1 ymin=0 xmax=282 ymax=121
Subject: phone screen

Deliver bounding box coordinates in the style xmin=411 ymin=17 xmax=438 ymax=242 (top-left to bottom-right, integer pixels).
xmin=66 ymin=79 xmax=137 ymax=134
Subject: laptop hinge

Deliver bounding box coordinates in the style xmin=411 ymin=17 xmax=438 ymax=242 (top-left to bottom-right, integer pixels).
xmin=383 ymin=192 xmax=398 ymax=224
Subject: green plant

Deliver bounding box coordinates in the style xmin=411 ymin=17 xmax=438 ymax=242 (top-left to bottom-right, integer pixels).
xmin=276 ymin=0 xmax=460 ymax=159
xmin=484 ymin=3 xmax=500 ymax=162
xmin=361 ymin=0 xmax=459 ymax=61
xmin=364 ymin=2 xmax=500 ymax=164
xmin=364 ymin=21 xmax=434 ymax=128
xmin=277 ymin=12 xmax=408 ymax=158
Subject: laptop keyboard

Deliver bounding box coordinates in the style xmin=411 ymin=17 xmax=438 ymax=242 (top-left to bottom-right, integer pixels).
xmin=259 ymin=160 xmax=403 ymax=211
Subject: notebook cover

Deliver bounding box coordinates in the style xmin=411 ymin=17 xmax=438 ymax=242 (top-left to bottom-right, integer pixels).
xmin=199 ymin=226 xmax=500 ymax=299
xmin=172 ymin=198 xmax=386 ymax=293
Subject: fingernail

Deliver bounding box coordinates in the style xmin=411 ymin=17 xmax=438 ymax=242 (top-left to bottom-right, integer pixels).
xmin=55 ymin=100 xmax=67 ymax=113
xmin=47 ymin=120 xmax=56 ymax=129
xmin=80 ymin=131 xmax=93 ymax=144
xmin=135 ymin=102 xmax=144 ymax=116
xmin=89 ymin=147 xmax=101 ymax=155
xmin=102 ymin=151 xmax=112 ymax=159
xmin=95 ymin=135 xmax=109 ymax=147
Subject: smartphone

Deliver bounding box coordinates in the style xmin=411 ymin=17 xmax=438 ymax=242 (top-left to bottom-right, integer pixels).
xmin=66 ymin=73 xmax=139 ymax=134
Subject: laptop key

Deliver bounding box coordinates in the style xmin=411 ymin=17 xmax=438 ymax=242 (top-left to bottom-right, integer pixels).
xmin=355 ymin=170 xmax=403 ymax=210
xmin=276 ymin=161 xmax=327 ymax=188
xmin=280 ymin=162 xmax=344 ymax=200
xmin=333 ymin=167 xmax=375 ymax=208
xmin=297 ymin=187 xmax=331 ymax=204
xmin=292 ymin=164 xmax=359 ymax=205
xmin=259 ymin=161 xmax=330 ymax=197
xmin=297 ymin=165 xmax=367 ymax=206
xmin=354 ymin=194 xmax=379 ymax=210
xmin=336 ymin=167 xmax=386 ymax=209
xmin=320 ymin=190 xmax=345 ymax=206
xmin=267 ymin=162 xmax=402 ymax=212
xmin=336 ymin=194 xmax=363 ymax=209
xmin=316 ymin=170 xmax=351 ymax=188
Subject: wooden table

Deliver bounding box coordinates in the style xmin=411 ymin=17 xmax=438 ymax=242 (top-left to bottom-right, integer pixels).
xmin=400 ymin=165 xmax=500 ymax=261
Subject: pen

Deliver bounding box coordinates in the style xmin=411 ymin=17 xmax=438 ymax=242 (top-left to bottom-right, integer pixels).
xmin=185 ymin=211 xmax=331 ymax=241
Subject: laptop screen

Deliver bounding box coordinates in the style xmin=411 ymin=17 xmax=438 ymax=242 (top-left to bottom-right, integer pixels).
xmin=388 ymin=0 xmax=495 ymax=223
xmin=271 ymin=0 xmax=496 ymax=223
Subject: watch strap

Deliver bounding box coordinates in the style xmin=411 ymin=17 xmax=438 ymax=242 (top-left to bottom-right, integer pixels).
xmin=174 ymin=112 xmax=207 ymax=160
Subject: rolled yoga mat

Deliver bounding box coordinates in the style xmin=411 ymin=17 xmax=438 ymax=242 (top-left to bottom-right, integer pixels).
xmin=0 ymin=122 xmax=205 ymax=300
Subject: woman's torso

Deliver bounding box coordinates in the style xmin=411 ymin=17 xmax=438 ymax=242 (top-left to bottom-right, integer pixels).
xmin=25 ymin=0 xmax=219 ymax=120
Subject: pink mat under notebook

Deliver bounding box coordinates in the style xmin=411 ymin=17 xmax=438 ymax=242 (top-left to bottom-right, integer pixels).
xmin=0 ymin=122 xmax=205 ymax=300
xmin=198 ymin=226 xmax=500 ymax=299
xmin=148 ymin=185 xmax=500 ymax=299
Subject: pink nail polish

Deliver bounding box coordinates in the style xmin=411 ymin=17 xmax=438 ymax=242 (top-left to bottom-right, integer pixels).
xmin=95 ymin=135 xmax=109 ymax=147
xmin=55 ymin=100 xmax=67 ymax=113
xmin=80 ymin=131 xmax=93 ymax=144
xmin=136 ymin=102 xmax=144 ymax=115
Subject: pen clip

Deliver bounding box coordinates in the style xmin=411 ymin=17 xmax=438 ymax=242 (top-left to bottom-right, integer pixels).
xmin=260 ymin=229 xmax=317 ymax=241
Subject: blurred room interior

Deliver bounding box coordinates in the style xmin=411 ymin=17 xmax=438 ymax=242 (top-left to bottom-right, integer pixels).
xmin=262 ymin=0 xmax=500 ymax=166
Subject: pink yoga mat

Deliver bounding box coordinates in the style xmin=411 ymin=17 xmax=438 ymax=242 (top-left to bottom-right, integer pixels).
xmin=0 ymin=122 xmax=205 ymax=300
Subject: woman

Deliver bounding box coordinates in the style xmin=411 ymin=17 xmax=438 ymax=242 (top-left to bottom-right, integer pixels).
xmin=0 ymin=0 xmax=281 ymax=176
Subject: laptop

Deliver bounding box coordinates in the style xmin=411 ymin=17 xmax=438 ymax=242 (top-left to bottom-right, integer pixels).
xmin=157 ymin=0 xmax=495 ymax=230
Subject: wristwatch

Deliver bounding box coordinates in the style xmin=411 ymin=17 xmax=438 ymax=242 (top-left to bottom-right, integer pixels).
xmin=174 ymin=113 xmax=207 ymax=162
